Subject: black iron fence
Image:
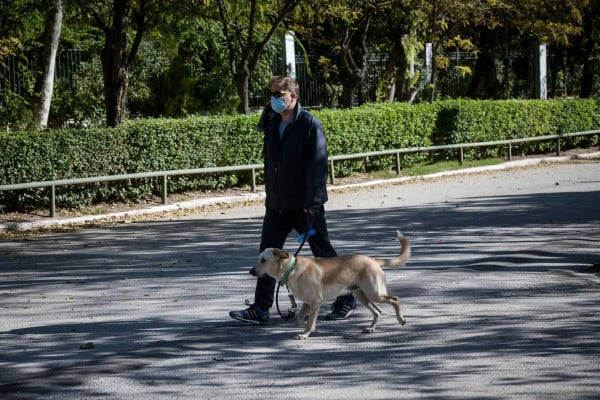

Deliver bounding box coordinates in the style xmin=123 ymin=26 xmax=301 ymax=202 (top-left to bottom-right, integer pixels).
xmin=0 ymin=47 xmax=579 ymax=111
xmin=0 ymin=49 xmax=88 ymax=100
xmin=0 ymin=49 xmax=466 ymax=111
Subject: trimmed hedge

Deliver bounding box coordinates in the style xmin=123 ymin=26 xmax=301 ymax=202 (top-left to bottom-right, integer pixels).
xmin=317 ymin=102 xmax=436 ymax=175
xmin=433 ymin=99 xmax=599 ymax=158
xmin=1 ymin=99 xmax=599 ymax=212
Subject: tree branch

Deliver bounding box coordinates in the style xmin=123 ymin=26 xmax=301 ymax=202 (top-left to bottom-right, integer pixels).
xmin=127 ymin=0 xmax=147 ymax=66
xmin=249 ymin=0 xmax=302 ymax=72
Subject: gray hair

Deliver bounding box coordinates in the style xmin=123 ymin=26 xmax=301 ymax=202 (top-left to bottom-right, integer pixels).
xmin=269 ymin=75 xmax=300 ymax=96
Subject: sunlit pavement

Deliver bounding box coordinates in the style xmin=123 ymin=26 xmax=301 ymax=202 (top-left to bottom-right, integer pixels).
xmin=1 ymin=155 xmax=599 ymax=400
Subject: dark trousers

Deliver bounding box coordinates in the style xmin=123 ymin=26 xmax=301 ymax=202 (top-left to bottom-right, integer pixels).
xmin=253 ymin=206 xmax=337 ymax=310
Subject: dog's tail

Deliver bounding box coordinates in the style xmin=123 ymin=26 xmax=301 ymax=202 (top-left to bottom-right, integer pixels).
xmin=375 ymin=230 xmax=411 ymax=269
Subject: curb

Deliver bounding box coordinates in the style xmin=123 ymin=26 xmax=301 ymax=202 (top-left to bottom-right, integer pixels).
xmin=1 ymin=192 xmax=266 ymax=233
xmin=2 ymin=151 xmax=599 ymax=233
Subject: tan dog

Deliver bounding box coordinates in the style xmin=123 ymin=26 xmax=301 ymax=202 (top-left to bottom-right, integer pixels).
xmin=249 ymin=231 xmax=411 ymax=339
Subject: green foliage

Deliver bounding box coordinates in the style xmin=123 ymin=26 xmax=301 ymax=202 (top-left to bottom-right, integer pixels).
xmin=0 ymin=127 xmax=131 ymax=210
xmin=123 ymin=116 xmax=262 ymax=195
xmin=317 ymin=102 xmax=436 ymax=174
xmin=0 ymin=86 xmax=33 ymax=130
xmin=1 ymin=99 xmax=598 ymax=212
xmin=50 ymin=56 xmax=105 ymax=128
xmin=0 ymin=53 xmax=34 ymax=130
xmin=432 ymin=99 xmax=599 ymax=159
xmin=594 ymin=99 xmax=600 ymax=129
xmin=127 ymin=21 xmax=241 ymax=117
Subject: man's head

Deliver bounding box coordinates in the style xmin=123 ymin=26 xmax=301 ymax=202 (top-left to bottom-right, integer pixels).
xmin=269 ymin=75 xmax=298 ymax=115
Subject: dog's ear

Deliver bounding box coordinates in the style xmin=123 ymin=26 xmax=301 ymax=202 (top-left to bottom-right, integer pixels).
xmin=272 ymin=248 xmax=290 ymax=260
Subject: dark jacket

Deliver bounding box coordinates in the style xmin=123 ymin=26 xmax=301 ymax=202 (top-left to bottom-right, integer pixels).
xmin=258 ymin=102 xmax=329 ymax=213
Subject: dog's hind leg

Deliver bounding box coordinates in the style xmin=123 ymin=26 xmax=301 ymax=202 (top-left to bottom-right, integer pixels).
xmin=367 ymin=293 xmax=406 ymax=330
xmin=354 ymin=290 xmax=381 ymax=333
xmin=383 ymin=295 xmax=406 ymax=326
xmin=371 ymin=303 xmax=384 ymax=315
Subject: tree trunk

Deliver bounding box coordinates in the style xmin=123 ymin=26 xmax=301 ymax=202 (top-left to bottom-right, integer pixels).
xmin=234 ymin=65 xmax=250 ymax=114
xmin=425 ymin=42 xmax=438 ymax=103
xmin=101 ymin=0 xmax=131 ymax=128
xmin=339 ymin=14 xmax=371 ymax=109
xmin=384 ymin=81 xmax=396 ymax=103
xmin=389 ymin=35 xmax=419 ymax=103
xmin=216 ymin=0 xmax=302 ymax=115
xmin=428 ymin=55 xmax=437 ymax=103
xmin=31 ymin=0 xmax=63 ymax=129
xmin=467 ymin=28 xmax=502 ymax=99
xmin=578 ymin=10 xmax=596 ymax=98
xmin=579 ymin=59 xmax=594 ymax=98
xmin=384 ymin=48 xmax=402 ymax=102
xmin=340 ymin=74 xmax=362 ymax=108
xmin=467 ymin=48 xmax=500 ymax=99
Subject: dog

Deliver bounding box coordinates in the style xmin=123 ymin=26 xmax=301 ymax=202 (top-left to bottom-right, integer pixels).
xmin=249 ymin=231 xmax=411 ymax=339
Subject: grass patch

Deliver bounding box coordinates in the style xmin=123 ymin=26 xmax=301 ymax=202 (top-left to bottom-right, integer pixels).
xmin=344 ymin=157 xmax=507 ymax=183
xmin=401 ymin=158 xmax=506 ymax=177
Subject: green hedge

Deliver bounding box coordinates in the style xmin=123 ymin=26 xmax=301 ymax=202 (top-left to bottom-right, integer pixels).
xmin=1 ymin=99 xmax=599 ymax=212
xmin=316 ymin=102 xmax=436 ymax=175
xmin=433 ymin=99 xmax=599 ymax=158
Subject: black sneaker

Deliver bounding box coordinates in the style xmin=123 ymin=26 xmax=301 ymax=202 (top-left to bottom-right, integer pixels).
xmin=229 ymin=305 xmax=270 ymax=325
xmin=326 ymin=296 xmax=357 ymax=320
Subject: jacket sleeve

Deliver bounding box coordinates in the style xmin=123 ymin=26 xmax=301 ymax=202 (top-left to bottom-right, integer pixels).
xmin=257 ymin=103 xmax=275 ymax=133
xmin=303 ymin=115 xmax=330 ymax=212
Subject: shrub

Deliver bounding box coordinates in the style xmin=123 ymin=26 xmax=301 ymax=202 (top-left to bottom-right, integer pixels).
xmin=432 ymin=99 xmax=598 ymax=159
xmin=1 ymin=99 xmax=598 ymax=212
xmin=317 ymin=102 xmax=436 ymax=174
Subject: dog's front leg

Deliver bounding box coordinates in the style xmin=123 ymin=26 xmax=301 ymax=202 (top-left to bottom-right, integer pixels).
xmin=295 ymin=302 xmax=321 ymax=340
xmin=297 ymin=303 xmax=310 ymax=326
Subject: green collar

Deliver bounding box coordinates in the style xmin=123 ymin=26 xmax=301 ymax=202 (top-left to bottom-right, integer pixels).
xmin=279 ymin=256 xmax=296 ymax=286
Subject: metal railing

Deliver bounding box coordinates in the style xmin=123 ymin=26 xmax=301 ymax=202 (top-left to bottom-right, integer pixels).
xmin=328 ymin=130 xmax=599 ymax=184
xmin=1 ymin=130 xmax=598 ymax=217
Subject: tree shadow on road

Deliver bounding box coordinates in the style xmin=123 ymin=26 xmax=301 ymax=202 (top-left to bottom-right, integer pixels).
xmin=1 ymin=189 xmax=599 ymax=399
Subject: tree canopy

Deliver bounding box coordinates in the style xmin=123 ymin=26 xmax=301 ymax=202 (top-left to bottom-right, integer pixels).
xmin=0 ymin=0 xmax=598 ymax=129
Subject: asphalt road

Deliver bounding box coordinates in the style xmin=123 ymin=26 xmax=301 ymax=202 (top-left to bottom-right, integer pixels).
xmin=1 ymin=155 xmax=599 ymax=400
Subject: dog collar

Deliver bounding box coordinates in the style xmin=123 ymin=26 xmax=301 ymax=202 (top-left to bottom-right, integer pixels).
xmin=279 ymin=256 xmax=296 ymax=286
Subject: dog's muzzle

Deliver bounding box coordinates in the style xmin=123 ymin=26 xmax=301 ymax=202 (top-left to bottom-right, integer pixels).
xmin=249 ymin=267 xmax=263 ymax=277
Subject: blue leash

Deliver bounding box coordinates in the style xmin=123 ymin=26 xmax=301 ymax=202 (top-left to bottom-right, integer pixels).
xmin=275 ymin=214 xmax=315 ymax=320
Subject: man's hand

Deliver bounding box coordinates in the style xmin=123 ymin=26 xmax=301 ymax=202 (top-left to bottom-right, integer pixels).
xmin=303 ymin=208 xmax=318 ymax=216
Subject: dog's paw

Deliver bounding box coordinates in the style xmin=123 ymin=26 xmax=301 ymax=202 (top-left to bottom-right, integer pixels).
xmin=295 ymin=333 xmax=309 ymax=340
xmin=362 ymin=327 xmax=375 ymax=334
xmin=400 ymin=318 xmax=407 ymax=326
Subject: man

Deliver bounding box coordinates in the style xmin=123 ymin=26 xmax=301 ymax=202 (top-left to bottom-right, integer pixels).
xmin=229 ymin=75 xmax=356 ymax=324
